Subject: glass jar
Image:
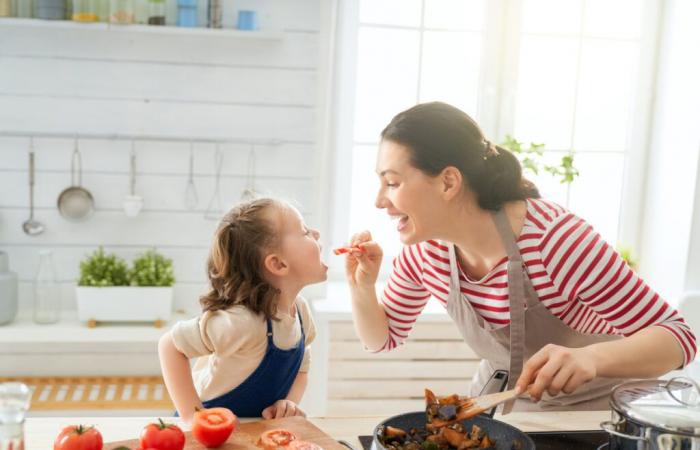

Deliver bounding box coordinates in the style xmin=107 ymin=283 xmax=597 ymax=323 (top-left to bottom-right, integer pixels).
xmin=35 ymin=0 xmax=66 ymax=19
xmin=147 ymin=0 xmax=164 ymax=25
xmin=12 ymin=0 xmax=33 ymax=17
xmin=110 ymin=0 xmax=134 ymax=24
xmin=33 ymin=250 xmax=60 ymax=324
xmin=0 ymin=382 xmax=31 ymax=450
xmin=72 ymin=0 xmax=98 ymax=21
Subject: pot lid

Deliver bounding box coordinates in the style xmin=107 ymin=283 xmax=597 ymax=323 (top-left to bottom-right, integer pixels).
xmin=611 ymin=377 xmax=700 ymax=434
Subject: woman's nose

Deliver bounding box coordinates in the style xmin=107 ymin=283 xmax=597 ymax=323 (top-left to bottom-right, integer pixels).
xmin=375 ymin=192 xmax=388 ymax=209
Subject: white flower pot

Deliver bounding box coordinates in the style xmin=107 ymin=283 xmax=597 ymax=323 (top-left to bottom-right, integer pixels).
xmin=76 ymin=286 xmax=173 ymax=326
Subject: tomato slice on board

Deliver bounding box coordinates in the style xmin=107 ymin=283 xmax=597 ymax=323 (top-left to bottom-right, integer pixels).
xmin=257 ymin=429 xmax=298 ymax=450
xmin=287 ymin=440 xmax=324 ymax=450
xmin=192 ymin=407 xmax=238 ymax=448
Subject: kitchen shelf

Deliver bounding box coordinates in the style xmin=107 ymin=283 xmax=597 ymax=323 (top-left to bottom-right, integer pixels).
xmin=0 ymin=17 xmax=284 ymax=40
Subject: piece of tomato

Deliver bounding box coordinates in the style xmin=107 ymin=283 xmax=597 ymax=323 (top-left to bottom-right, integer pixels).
xmin=257 ymin=429 xmax=297 ymax=450
xmin=333 ymin=246 xmax=365 ymax=256
xmin=287 ymin=440 xmax=323 ymax=450
xmin=53 ymin=425 xmax=103 ymax=450
xmin=192 ymin=407 xmax=237 ymax=448
xmin=139 ymin=419 xmax=185 ymax=450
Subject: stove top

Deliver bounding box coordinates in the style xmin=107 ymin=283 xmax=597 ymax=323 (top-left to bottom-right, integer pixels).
xmin=358 ymin=430 xmax=609 ymax=450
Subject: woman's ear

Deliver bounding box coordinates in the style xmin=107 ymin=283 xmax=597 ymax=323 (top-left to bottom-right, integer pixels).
xmin=264 ymin=253 xmax=289 ymax=277
xmin=440 ymin=166 xmax=463 ymax=200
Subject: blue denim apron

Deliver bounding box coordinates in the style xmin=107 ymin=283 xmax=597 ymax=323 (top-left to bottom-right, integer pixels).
xmin=198 ymin=311 xmax=305 ymax=417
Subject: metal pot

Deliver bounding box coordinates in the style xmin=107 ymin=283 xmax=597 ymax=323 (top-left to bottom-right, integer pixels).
xmin=601 ymin=377 xmax=700 ymax=450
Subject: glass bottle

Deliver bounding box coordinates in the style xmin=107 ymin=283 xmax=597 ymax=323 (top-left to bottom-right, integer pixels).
xmin=110 ymin=0 xmax=134 ymax=24
xmin=35 ymin=0 xmax=66 ymax=20
xmin=0 ymin=382 xmax=31 ymax=450
xmin=72 ymin=0 xmax=98 ymax=22
xmin=207 ymin=0 xmax=221 ymax=28
xmin=176 ymin=0 xmax=196 ymax=27
xmin=147 ymin=0 xmax=164 ymax=25
xmin=12 ymin=0 xmax=33 ymax=17
xmin=33 ymin=250 xmax=60 ymax=324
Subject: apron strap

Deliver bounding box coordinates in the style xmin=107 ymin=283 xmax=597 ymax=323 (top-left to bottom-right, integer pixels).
xmin=491 ymin=209 xmax=526 ymax=414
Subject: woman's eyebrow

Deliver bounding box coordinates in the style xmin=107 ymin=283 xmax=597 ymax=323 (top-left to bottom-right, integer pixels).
xmin=378 ymin=169 xmax=400 ymax=176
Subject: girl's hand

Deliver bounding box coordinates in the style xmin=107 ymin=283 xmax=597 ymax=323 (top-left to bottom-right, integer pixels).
xmin=344 ymin=230 xmax=383 ymax=289
xmin=261 ymin=399 xmax=306 ymax=419
xmin=515 ymin=344 xmax=598 ymax=402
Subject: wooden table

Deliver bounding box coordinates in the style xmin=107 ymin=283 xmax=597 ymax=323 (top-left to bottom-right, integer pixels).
xmin=24 ymin=411 xmax=611 ymax=449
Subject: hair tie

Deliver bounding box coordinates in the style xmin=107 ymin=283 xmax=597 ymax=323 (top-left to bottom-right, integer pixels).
xmin=483 ymin=139 xmax=500 ymax=160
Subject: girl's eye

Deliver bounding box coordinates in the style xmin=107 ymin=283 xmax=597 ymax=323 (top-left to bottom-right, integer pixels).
xmin=386 ymin=183 xmax=398 ymax=188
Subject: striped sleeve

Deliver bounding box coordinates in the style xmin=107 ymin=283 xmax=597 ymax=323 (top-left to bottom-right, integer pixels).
xmin=377 ymin=243 xmax=431 ymax=351
xmin=539 ymin=213 xmax=697 ymax=366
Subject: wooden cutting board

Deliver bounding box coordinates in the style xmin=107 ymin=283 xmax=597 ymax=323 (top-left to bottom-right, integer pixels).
xmin=105 ymin=416 xmax=346 ymax=450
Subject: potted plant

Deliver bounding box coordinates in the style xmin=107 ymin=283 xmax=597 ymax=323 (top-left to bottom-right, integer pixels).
xmin=76 ymin=248 xmax=175 ymax=328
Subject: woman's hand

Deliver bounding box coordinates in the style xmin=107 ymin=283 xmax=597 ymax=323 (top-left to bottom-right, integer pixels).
xmin=344 ymin=230 xmax=383 ymax=289
xmin=261 ymin=399 xmax=306 ymax=419
xmin=515 ymin=344 xmax=598 ymax=402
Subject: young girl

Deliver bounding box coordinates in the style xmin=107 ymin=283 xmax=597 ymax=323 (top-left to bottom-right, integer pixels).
xmin=158 ymin=198 xmax=327 ymax=422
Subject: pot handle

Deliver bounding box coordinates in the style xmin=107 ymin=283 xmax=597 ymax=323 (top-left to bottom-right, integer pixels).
xmin=600 ymin=420 xmax=647 ymax=442
xmin=664 ymin=376 xmax=700 ymax=407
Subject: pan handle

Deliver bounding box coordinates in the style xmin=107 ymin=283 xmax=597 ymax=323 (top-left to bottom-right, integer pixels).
xmin=72 ymin=138 xmax=82 ymax=187
xmin=337 ymin=440 xmax=358 ymax=450
xmin=478 ymin=370 xmax=509 ymax=418
xmin=600 ymin=420 xmax=647 ymax=442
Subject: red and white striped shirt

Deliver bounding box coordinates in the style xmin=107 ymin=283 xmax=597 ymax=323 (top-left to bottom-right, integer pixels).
xmin=380 ymin=198 xmax=697 ymax=365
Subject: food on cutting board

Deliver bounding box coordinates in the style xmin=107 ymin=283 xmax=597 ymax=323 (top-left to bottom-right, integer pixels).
xmin=139 ymin=419 xmax=186 ymax=450
xmin=257 ymin=429 xmax=298 ymax=450
xmin=192 ymin=407 xmax=238 ymax=448
xmin=287 ymin=440 xmax=324 ymax=450
xmin=54 ymin=425 xmax=103 ymax=450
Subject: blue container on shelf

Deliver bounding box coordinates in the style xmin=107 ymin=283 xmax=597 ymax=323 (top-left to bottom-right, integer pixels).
xmin=236 ymin=10 xmax=257 ymax=31
xmin=177 ymin=0 xmax=197 ymax=27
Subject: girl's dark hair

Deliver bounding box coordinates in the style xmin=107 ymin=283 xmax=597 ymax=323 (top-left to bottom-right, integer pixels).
xmin=200 ymin=198 xmax=283 ymax=320
xmin=381 ymin=102 xmax=540 ymax=211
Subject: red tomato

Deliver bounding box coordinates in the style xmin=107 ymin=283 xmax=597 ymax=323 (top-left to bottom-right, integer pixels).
xmin=139 ymin=419 xmax=186 ymax=450
xmin=192 ymin=407 xmax=237 ymax=448
xmin=54 ymin=425 xmax=103 ymax=450
xmin=333 ymin=246 xmax=365 ymax=256
xmin=257 ymin=429 xmax=297 ymax=450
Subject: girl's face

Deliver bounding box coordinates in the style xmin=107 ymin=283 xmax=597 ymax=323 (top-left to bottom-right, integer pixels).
xmin=375 ymin=140 xmax=449 ymax=245
xmin=277 ymin=205 xmax=328 ymax=286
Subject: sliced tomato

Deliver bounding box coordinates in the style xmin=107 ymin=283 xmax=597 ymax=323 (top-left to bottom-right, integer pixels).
xmin=287 ymin=440 xmax=324 ymax=450
xmin=257 ymin=429 xmax=297 ymax=450
xmin=192 ymin=407 xmax=237 ymax=448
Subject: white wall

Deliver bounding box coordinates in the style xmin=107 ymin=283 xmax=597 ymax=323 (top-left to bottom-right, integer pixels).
xmin=0 ymin=0 xmax=325 ymax=314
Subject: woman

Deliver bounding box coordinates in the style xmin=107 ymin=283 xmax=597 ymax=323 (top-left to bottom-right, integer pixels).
xmin=343 ymin=102 xmax=696 ymax=412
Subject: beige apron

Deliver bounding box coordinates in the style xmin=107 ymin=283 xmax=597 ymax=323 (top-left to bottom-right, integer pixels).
xmin=445 ymin=209 xmax=623 ymax=413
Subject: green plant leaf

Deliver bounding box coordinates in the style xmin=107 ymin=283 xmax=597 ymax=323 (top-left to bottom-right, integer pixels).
xmin=78 ymin=247 xmax=129 ymax=287
xmin=129 ymin=249 xmax=176 ymax=287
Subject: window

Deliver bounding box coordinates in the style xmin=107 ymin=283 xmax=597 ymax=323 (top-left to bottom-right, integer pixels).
xmin=329 ymin=0 xmax=658 ymax=278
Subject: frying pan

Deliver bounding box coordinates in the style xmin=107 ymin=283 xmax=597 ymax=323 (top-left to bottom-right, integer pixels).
xmin=57 ymin=139 xmax=94 ymax=221
xmin=372 ymin=411 xmax=535 ymax=450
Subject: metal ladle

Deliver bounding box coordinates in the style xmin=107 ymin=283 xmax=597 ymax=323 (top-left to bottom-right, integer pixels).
xmin=22 ymin=138 xmax=45 ymax=236
xmin=184 ymin=142 xmax=198 ymax=210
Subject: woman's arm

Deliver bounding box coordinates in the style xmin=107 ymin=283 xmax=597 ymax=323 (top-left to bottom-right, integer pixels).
xmin=158 ymin=331 xmax=202 ymax=423
xmin=345 ymin=231 xmax=391 ymax=351
xmin=285 ymin=371 xmax=308 ymax=404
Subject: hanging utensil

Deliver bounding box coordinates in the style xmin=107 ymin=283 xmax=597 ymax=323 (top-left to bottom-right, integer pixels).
xmin=22 ymin=137 xmax=45 ymax=236
xmin=184 ymin=142 xmax=198 ymax=210
xmin=123 ymin=140 xmax=143 ymax=218
xmin=204 ymin=146 xmax=224 ymax=220
xmin=57 ymin=137 xmax=95 ymax=222
xmin=240 ymin=143 xmax=257 ymax=201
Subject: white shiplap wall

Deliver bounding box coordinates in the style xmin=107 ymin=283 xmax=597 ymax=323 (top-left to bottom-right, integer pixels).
xmin=0 ymin=0 xmax=326 ymax=314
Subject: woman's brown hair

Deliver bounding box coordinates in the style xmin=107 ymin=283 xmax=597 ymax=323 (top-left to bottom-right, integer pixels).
xmin=381 ymin=102 xmax=540 ymax=211
xmin=200 ymin=198 xmax=283 ymax=320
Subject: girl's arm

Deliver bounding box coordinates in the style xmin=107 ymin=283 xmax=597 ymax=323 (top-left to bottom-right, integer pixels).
xmin=158 ymin=331 xmax=202 ymax=424
xmin=285 ymin=371 xmax=308 ymax=404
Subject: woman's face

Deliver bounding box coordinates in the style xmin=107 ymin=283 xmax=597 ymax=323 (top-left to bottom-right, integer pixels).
xmin=375 ymin=140 xmax=447 ymax=245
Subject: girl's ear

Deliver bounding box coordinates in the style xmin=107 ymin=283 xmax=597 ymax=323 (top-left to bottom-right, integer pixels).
xmin=264 ymin=253 xmax=289 ymax=276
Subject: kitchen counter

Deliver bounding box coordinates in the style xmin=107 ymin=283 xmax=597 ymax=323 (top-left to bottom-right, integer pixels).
xmin=24 ymin=412 xmax=611 ymax=449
